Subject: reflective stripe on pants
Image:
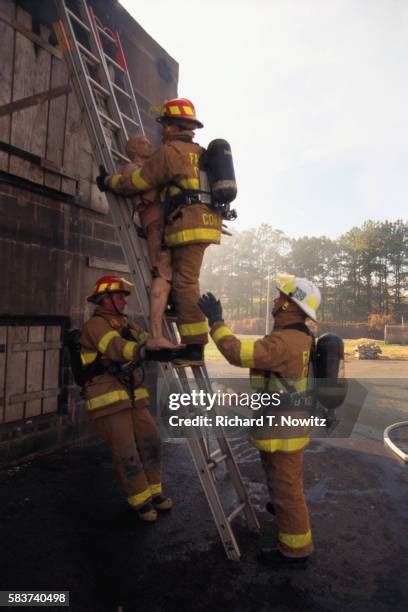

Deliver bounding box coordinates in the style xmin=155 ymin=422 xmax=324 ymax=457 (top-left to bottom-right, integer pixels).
xmin=93 ymin=405 xmax=162 ymax=508
xmin=260 ymin=449 xmax=313 ymax=558
xmin=172 ymin=243 xmax=209 ymax=344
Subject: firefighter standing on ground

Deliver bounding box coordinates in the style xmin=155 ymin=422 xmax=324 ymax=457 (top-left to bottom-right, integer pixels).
xmin=80 ymin=275 xmax=172 ymax=521
xmin=199 ymin=274 xmax=321 ymax=566
xmin=121 ymin=134 xmax=178 ymax=351
xmin=97 ymin=98 xmax=223 ymax=365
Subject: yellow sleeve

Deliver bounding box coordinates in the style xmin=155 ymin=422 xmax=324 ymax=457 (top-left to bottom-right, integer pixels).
xmin=210 ymin=322 xmax=288 ymax=370
xmin=107 ymin=146 xmax=173 ymax=194
xmin=81 ymin=317 xmax=144 ymax=364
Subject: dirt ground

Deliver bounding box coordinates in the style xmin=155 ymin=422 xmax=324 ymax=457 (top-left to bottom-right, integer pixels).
xmin=1 ymin=360 xmax=408 ymax=612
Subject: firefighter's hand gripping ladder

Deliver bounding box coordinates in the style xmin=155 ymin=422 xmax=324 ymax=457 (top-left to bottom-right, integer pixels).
xmin=54 ymin=0 xmax=260 ymax=561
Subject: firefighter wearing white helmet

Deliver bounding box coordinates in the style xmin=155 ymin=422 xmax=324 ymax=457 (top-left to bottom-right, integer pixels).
xmin=198 ymin=273 xmax=321 ymax=567
xmin=275 ymin=274 xmax=321 ymax=321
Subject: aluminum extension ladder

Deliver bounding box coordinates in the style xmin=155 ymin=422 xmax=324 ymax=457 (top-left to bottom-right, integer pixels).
xmin=53 ymin=0 xmax=259 ymax=560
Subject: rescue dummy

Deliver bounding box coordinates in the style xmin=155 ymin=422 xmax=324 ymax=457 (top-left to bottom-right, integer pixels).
xmin=122 ymin=134 xmax=179 ymax=351
xmin=199 ymin=275 xmax=322 ymax=567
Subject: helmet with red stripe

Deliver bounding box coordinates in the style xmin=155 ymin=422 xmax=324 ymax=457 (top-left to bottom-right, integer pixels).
xmin=87 ymin=275 xmax=133 ymax=303
xmin=156 ymin=98 xmax=203 ymax=128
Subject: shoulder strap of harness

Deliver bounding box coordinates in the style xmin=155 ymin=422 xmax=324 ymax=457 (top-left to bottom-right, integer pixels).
xmin=268 ymin=323 xmax=315 ymax=394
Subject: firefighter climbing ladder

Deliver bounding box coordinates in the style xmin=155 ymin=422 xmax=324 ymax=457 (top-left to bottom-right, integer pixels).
xmin=54 ymin=0 xmax=260 ymax=560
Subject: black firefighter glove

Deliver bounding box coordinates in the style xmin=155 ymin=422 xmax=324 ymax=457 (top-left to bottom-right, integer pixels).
xmin=96 ymin=165 xmax=109 ymax=192
xmin=198 ymin=292 xmax=224 ymax=327
xmin=144 ymin=348 xmax=183 ymax=362
xmin=138 ymin=343 xmax=182 ymax=362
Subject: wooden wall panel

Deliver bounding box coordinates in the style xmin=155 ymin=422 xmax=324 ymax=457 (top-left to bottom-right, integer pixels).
xmin=0 ymin=1 xmax=15 ymax=172
xmin=25 ymin=326 xmax=45 ymax=418
xmin=42 ymin=326 xmax=61 ymax=414
xmin=5 ymin=326 xmax=27 ymax=423
xmin=9 ymin=8 xmax=51 ymax=184
xmin=44 ymin=56 xmax=69 ymax=190
xmin=0 ymin=327 xmax=6 ymax=425
xmin=61 ymin=91 xmax=82 ymax=196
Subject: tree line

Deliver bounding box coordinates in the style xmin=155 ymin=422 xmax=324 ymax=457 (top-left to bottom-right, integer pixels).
xmin=200 ymin=220 xmax=408 ymax=323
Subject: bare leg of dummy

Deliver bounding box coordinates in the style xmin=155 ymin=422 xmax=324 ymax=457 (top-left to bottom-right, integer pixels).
xmin=148 ymin=277 xmax=184 ymax=350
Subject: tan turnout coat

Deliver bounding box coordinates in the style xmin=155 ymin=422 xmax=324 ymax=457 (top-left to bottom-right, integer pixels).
xmin=108 ymin=131 xmax=222 ymax=247
xmin=80 ymin=307 xmax=149 ymax=419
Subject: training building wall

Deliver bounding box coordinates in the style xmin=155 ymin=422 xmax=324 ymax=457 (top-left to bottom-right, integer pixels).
xmin=0 ymin=0 xmax=178 ymax=465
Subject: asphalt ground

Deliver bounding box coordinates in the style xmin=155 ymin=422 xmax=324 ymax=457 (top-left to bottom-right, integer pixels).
xmin=1 ymin=360 xmax=408 ymax=612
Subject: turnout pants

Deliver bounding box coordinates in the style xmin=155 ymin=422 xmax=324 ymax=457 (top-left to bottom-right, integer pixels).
xmin=171 ymin=243 xmax=209 ymax=345
xmin=261 ymin=449 xmax=313 ymax=558
xmin=94 ymin=404 xmax=162 ymax=509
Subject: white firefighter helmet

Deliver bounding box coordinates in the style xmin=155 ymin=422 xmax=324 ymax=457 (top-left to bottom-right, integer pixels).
xmin=275 ymin=273 xmax=321 ymax=321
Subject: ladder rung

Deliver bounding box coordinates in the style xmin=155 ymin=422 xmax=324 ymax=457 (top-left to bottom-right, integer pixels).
xmin=97 ymin=110 xmax=121 ymax=130
xmin=112 ymin=82 xmax=132 ymax=100
xmin=87 ymin=75 xmax=110 ymax=97
xmin=208 ymin=452 xmax=228 ymax=469
xmin=227 ymin=502 xmax=247 ymax=523
xmin=104 ymin=52 xmax=125 ymax=72
xmin=77 ymin=41 xmax=100 ymax=65
xmin=111 ymin=147 xmax=130 ymax=163
xmin=120 ymin=112 xmax=139 ymax=127
xmin=96 ymin=24 xmax=116 ymax=44
xmin=66 ymin=8 xmax=91 ymax=32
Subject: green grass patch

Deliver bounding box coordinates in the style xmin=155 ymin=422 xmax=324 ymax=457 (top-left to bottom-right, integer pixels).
xmin=343 ymin=338 xmax=408 ymax=360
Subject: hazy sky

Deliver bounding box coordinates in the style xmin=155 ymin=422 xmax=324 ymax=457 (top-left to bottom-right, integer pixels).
xmin=120 ymin=0 xmax=408 ymax=238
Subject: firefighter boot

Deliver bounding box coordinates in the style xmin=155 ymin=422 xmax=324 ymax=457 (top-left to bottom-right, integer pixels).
xmin=135 ymin=502 xmax=158 ymax=522
xmin=152 ymin=494 xmax=173 ymax=511
xmin=258 ymin=548 xmax=309 ymax=569
xmin=173 ymin=344 xmax=204 ymax=367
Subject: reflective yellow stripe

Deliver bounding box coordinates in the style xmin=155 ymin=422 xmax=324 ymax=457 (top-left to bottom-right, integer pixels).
xmin=211 ymin=325 xmax=234 ymax=344
xmin=122 ymin=341 xmax=137 ymax=361
xmin=250 ymin=372 xmax=265 ymax=389
xmin=97 ymin=330 xmax=120 ymax=353
xmin=279 ymin=529 xmax=312 ymax=549
xmin=179 ymin=178 xmax=199 ymax=190
xmin=168 ymin=104 xmax=181 ymax=116
xmin=81 ymin=352 xmax=97 ymax=365
xmin=150 ymin=483 xmax=162 ymax=496
xmin=130 ymin=168 xmax=150 ymax=190
xmin=128 ymin=488 xmax=152 ymax=508
xmin=165 ymin=228 xmax=221 ymax=246
xmin=138 ymin=330 xmax=149 ymax=343
xmin=182 ymin=105 xmax=193 ymax=116
xmin=178 ymin=321 xmax=209 ymax=337
xmin=86 ymin=387 xmax=149 ymax=411
xmin=240 ymin=340 xmax=255 ymax=368
xmin=97 ymin=281 xmax=122 ymax=293
xmin=250 ymin=436 xmax=310 ymax=453
xmin=134 ymin=387 xmax=149 ymax=401
xmin=250 ymin=372 xmax=307 ymax=393
xmin=292 ymin=377 xmax=308 ymax=392
xmin=86 ymin=389 xmax=129 ymax=411
xmin=168 ymin=185 xmax=182 ymax=197
xmin=110 ymin=175 xmax=121 ymax=190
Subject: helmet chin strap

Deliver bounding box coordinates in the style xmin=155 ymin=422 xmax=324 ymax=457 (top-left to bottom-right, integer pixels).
xmin=109 ymin=293 xmax=121 ymax=316
xmin=275 ymin=300 xmax=290 ymax=317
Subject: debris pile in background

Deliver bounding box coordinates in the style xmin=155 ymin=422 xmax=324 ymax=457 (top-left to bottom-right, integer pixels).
xmin=355 ymin=342 xmax=382 ymax=360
